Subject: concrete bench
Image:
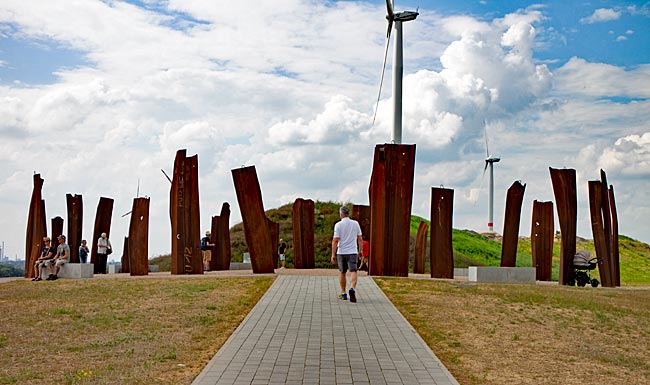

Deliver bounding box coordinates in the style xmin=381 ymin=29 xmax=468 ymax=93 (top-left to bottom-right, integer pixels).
xmin=468 ymin=266 xmax=536 ymax=284
xmin=108 ymin=264 xmax=160 ymax=274
xmin=230 ymin=262 xmax=252 ymax=270
xmin=41 ymin=263 xmax=94 ymax=279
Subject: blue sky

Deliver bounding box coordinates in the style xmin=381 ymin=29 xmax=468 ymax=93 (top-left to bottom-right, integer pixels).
xmin=0 ymin=0 xmax=648 ymax=260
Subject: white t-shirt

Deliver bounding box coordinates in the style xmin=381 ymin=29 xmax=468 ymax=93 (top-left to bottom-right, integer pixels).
xmin=333 ymin=217 xmax=362 ymax=255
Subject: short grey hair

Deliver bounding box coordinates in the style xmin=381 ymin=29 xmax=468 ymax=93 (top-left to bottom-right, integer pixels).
xmin=339 ymin=205 xmax=350 ymax=217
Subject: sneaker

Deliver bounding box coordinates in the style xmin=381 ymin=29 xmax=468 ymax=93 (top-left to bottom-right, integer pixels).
xmin=51 ymin=275 xmax=58 ymax=281
xmin=338 ymin=293 xmax=348 ymax=300
xmin=349 ymin=288 xmax=356 ymax=303
xmin=34 ymin=277 xmax=42 ymax=281
xmin=46 ymin=275 xmax=53 ymax=281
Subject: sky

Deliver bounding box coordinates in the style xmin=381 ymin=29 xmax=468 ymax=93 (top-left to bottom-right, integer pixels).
xmin=0 ymin=0 xmax=648 ymax=261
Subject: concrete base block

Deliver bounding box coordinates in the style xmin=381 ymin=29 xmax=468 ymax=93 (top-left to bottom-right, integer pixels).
xmin=108 ymin=264 xmax=122 ymax=274
xmin=454 ymin=268 xmax=468 ymax=277
xmin=41 ymin=263 xmax=94 ymax=279
xmin=148 ymin=265 xmax=159 ymax=273
xmin=230 ymin=262 xmax=252 ymax=270
xmin=468 ymin=266 xmax=536 ymax=284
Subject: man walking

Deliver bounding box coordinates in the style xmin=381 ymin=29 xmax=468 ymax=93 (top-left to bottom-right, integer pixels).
xmin=331 ymin=205 xmax=363 ymax=303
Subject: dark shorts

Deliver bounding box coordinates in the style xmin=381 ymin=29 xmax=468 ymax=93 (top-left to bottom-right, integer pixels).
xmin=337 ymin=253 xmax=358 ymax=273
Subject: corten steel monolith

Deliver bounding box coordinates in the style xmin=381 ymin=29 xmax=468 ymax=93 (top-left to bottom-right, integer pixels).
xmin=531 ymin=200 xmax=554 ymax=281
xmin=549 ymin=167 xmax=577 ymax=285
xmin=25 ymin=174 xmax=47 ymax=278
xmin=369 ymin=144 xmax=416 ymax=277
xmin=268 ymin=218 xmax=280 ymax=268
xmin=588 ymin=180 xmax=612 ymax=287
xmin=608 ymin=185 xmax=621 ymax=286
xmin=169 ymin=149 xmax=202 ymax=275
xmin=352 ymin=204 xmax=371 ymax=243
xmin=211 ymin=203 xmax=232 ymax=271
xmin=128 ymin=197 xmax=150 ymax=276
xmin=91 ymin=197 xmax=114 ymax=274
xmin=51 ymin=217 xmax=64 ymax=247
xmin=66 ymin=194 xmax=83 ymax=263
xmin=500 ymin=181 xmax=526 ymax=267
xmin=413 ymin=221 xmax=429 ymax=274
xmin=600 ymin=170 xmax=620 ymax=286
xmin=430 ymin=187 xmax=454 ymax=279
xmin=121 ymin=236 xmax=130 ymax=274
xmin=292 ymin=198 xmax=315 ymax=269
xmin=231 ymin=166 xmax=275 ymax=273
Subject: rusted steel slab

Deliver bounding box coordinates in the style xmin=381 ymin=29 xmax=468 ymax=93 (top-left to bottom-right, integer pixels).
xmin=121 ymin=236 xmax=130 ymax=273
xmin=91 ymin=197 xmax=114 ymax=274
xmin=231 ymin=166 xmax=275 ymax=273
xmin=609 ymin=186 xmax=620 ymax=286
xmin=531 ymin=200 xmax=554 ymax=281
xmin=413 ymin=221 xmax=429 ymax=274
xmin=51 ymin=217 xmax=64 ymax=246
xmin=128 ymin=197 xmax=150 ymax=276
xmin=430 ymin=187 xmax=454 ymax=279
xmin=25 ymin=174 xmax=47 ymax=278
xmin=549 ymin=167 xmax=577 ymax=285
xmin=352 ymin=204 xmax=371 ymax=244
xmin=169 ymin=149 xmax=202 ymax=275
xmin=588 ymin=180 xmax=613 ymax=287
xmin=66 ymin=194 xmax=83 ymax=263
xmin=500 ymin=181 xmax=526 ymax=267
xmin=268 ymin=218 xmax=280 ymax=269
xmin=293 ymin=198 xmax=315 ymax=269
xmin=211 ymin=202 xmax=232 ymax=271
xmin=368 ymin=144 xmax=416 ymax=277
xmin=599 ymin=170 xmax=614 ymax=285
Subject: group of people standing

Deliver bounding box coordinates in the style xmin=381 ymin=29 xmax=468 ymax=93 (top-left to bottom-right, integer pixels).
xmin=31 ymin=232 xmax=112 ymax=280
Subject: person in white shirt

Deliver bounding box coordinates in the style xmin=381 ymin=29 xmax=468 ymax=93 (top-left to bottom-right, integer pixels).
xmin=97 ymin=232 xmax=112 ymax=274
xmin=331 ymin=205 xmax=363 ymax=303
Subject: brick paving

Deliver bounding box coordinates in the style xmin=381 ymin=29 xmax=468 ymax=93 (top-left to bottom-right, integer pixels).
xmin=192 ymin=275 xmax=459 ymax=385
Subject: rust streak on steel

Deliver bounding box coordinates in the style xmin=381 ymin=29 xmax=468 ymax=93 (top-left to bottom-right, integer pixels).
xmin=121 ymin=236 xmax=130 ymax=274
xmin=368 ymin=144 xmax=416 ymax=277
xmin=25 ymin=174 xmax=47 ymax=278
xmin=169 ymin=149 xmax=202 ymax=275
xmin=51 ymin=217 xmax=64 ymax=247
xmin=268 ymin=218 xmax=280 ymax=269
xmin=549 ymin=167 xmax=577 ymax=285
xmin=588 ymin=180 xmax=613 ymax=287
xmin=66 ymin=194 xmax=83 ymax=263
xmin=293 ymin=198 xmax=315 ymax=269
xmin=128 ymin=197 xmax=150 ymax=276
xmin=531 ymin=200 xmax=554 ymax=281
xmin=231 ymin=166 xmax=275 ymax=273
xmin=91 ymin=197 xmax=114 ymax=274
xmin=609 ymin=185 xmax=620 ymax=286
xmin=352 ymin=205 xmax=371 ymax=244
xmin=413 ymin=221 xmax=429 ymax=274
xmin=500 ymin=181 xmax=526 ymax=267
xmin=430 ymin=187 xmax=454 ymax=279
xmin=211 ymin=202 xmax=232 ymax=271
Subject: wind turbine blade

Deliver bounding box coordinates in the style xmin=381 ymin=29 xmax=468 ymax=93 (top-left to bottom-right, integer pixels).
xmin=484 ymin=121 xmax=490 ymax=157
xmin=386 ymin=0 xmax=394 ymax=19
xmin=372 ymin=33 xmax=391 ymax=127
xmin=161 ymin=169 xmax=172 ymax=184
xmin=136 ymin=178 xmax=140 ymax=198
xmin=483 ymin=161 xmax=488 ymax=176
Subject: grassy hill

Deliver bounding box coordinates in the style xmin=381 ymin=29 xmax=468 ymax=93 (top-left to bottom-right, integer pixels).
xmin=151 ymin=201 xmax=650 ymax=285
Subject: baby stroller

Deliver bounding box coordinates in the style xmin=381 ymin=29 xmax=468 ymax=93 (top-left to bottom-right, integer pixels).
xmin=568 ymin=250 xmax=601 ymax=287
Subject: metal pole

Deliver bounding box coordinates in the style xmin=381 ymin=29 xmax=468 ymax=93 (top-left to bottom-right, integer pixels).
xmin=488 ymin=162 xmax=494 ymax=231
xmin=392 ymin=20 xmax=403 ymax=144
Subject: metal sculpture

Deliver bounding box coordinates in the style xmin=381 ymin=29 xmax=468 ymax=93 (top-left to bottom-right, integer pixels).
xmin=121 ymin=236 xmax=130 ymax=273
xmin=500 ymin=181 xmax=526 ymax=267
xmin=51 ymin=217 xmax=64 ymax=247
xmin=588 ymin=170 xmax=620 ymax=287
xmin=430 ymin=187 xmax=454 ymax=279
xmin=169 ymin=149 xmax=202 ymax=275
xmin=352 ymin=204 xmax=371 ymax=244
xmin=231 ymin=166 xmax=275 ymax=274
xmin=66 ymin=194 xmax=83 ymax=263
xmin=531 ymin=200 xmax=554 ymax=281
xmin=25 ymin=174 xmax=47 ymax=278
xmin=128 ymin=197 xmax=150 ymax=276
xmin=91 ymin=197 xmax=114 ymax=274
xmin=211 ymin=202 xmax=232 ymax=271
xmin=549 ymin=167 xmax=577 ymax=285
xmin=413 ymin=221 xmax=429 ymax=274
xmin=369 ymin=144 xmax=416 ymax=277
xmin=292 ymin=198 xmax=315 ymax=269
xmin=268 ymin=218 xmax=280 ymax=269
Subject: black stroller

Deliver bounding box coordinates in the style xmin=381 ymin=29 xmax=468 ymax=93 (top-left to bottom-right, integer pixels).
xmin=568 ymin=250 xmax=601 ymax=287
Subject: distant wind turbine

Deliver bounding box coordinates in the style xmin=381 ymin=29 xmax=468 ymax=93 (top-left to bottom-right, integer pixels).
xmin=483 ymin=123 xmax=501 ymax=232
xmin=372 ymin=0 xmax=418 ymax=144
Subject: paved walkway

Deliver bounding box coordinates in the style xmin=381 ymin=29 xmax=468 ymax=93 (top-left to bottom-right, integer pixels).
xmin=193 ymin=275 xmax=459 ymax=385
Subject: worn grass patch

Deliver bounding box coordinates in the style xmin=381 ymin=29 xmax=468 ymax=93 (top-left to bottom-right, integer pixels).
xmin=376 ymin=278 xmax=650 ymax=385
xmin=0 ymin=276 xmax=273 ymax=385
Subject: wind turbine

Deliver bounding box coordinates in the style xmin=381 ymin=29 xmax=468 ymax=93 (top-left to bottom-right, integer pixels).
xmin=373 ymin=0 xmax=418 ymax=144
xmin=483 ymin=124 xmax=501 ymax=232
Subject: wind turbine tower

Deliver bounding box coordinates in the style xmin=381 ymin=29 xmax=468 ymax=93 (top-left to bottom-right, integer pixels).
xmin=484 ymin=126 xmax=500 ymax=232
xmin=374 ymin=0 xmax=418 ymax=144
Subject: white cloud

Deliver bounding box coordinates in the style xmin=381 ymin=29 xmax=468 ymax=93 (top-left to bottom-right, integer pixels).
xmin=580 ymin=8 xmax=621 ymax=24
